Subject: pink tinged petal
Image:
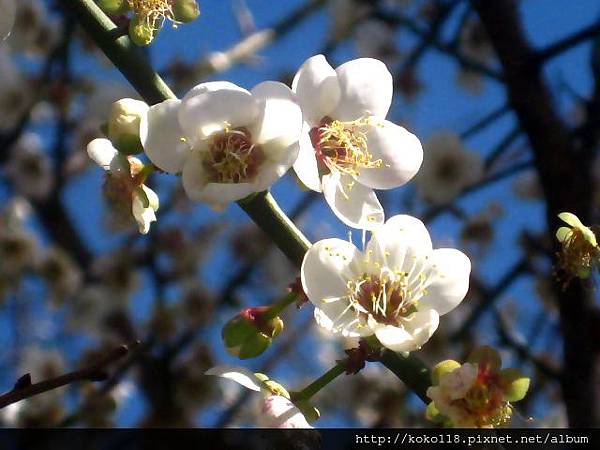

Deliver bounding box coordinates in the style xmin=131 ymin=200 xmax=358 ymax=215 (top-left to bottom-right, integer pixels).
xmin=87 ymin=138 xmax=117 ymax=170
xmin=356 ymin=121 xmax=423 ymax=190
xmin=333 ymin=58 xmax=393 ymax=121
xmin=418 ymin=248 xmax=471 ymax=316
xmin=322 ymin=172 xmax=384 ymax=230
xmin=178 ymin=86 xmax=260 ymax=141
xmin=261 ymin=395 xmax=313 ymax=429
xmin=250 ymin=81 xmax=303 ymax=146
xmin=440 ymin=363 xmax=478 ymax=400
xmin=205 ymin=365 xmax=262 ymax=392
xmin=374 ymin=309 xmax=439 ymax=352
xmin=140 ymin=99 xmax=190 ymax=174
xmin=292 ymin=54 xmax=341 ymax=126
xmin=366 ymin=214 xmax=432 ymax=270
xmin=292 ymin=124 xmax=322 ymax=192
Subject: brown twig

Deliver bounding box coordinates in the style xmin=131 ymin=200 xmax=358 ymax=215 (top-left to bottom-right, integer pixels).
xmin=0 ymin=344 xmax=133 ymax=409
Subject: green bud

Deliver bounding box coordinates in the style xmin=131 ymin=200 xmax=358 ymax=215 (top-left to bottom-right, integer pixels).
xmin=97 ymin=0 xmax=130 ymax=15
xmin=107 ymin=98 xmax=148 ymax=155
xmin=500 ymin=368 xmax=530 ymax=402
xmin=431 ymin=359 xmax=461 ymax=385
xmin=467 ymin=346 xmax=502 ymax=373
xmin=172 ymin=0 xmax=201 ymax=23
xmin=129 ymin=15 xmax=157 ymax=46
xmin=222 ymin=307 xmax=284 ymax=360
xmin=425 ymin=401 xmax=442 ymax=423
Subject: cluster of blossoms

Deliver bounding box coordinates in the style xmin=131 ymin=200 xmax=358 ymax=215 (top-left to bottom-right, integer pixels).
xmin=97 ymin=0 xmax=200 ymax=46
xmin=85 ymin=51 xmax=532 ymax=428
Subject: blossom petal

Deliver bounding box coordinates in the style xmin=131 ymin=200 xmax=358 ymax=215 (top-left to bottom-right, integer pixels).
xmin=250 ymin=81 xmax=302 ymax=146
xmin=261 ymin=395 xmax=313 ymax=429
xmin=302 ymin=238 xmax=362 ymax=304
xmin=322 ymin=172 xmax=384 ymax=230
xmin=292 ymin=124 xmax=322 ymax=192
xmin=255 ymin=140 xmax=300 ymax=191
xmin=333 ymin=58 xmax=392 ymax=121
xmin=558 ymin=212 xmax=584 ymax=228
xmin=140 ymin=99 xmax=190 ymax=174
xmin=178 ymin=86 xmax=260 ymax=141
xmin=132 ymin=187 xmax=158 ymax=235
xmin=205 ymin=365 xmax=261 ymax=392
xmin=87 ymin=138 xmax=117 ymax=170
xmin=373 ymin=309 xmax=439 ymax=352
xmin=366 ymin=214 xmax=432 ymax=269
xmin=418 ymin=248 xmax=471 ymax=316
xmin=302 ymin=238 xmax=370 ymax=336
xmin=314 ymin=307 xmax=372 ymax=337
xmin=292 ymin=54 xmax=341 ymax=126
xmin=181 ymin=81 xmax=246 ymax=104
xmin=356 ymin=121 xmax=423 ymax=190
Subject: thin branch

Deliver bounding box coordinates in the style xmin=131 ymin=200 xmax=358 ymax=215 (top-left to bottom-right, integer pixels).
xmin=424 ymin=159 xmax=533 ymax=223
xmin=494 ymin=310 xmax=562 ymax=380
xmin=374 ymin=9 xmax=504 ymax=81
xmin=0 ymin=344 xmax=132 ymax=409
xmin=460 ymin=103 xmax=511 ymax=140
xmin=451 ymin=257 xmax=530 ymax=341
xmin=537 ymin=20 xmax=600 ymax=62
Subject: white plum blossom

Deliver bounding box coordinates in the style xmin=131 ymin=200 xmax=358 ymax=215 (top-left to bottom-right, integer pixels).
xmin=87 ymin=138 xmax=159 ymax=234
xmin=301 ymin=214 xmax=471 ymax=353
xmin=0 ymin=0 xmax=16 ymax=41
xmin=292 ymin=55 xmax=423 ymax=230
xmin=140 ymin=81 xmax=302 ymax=210
xmin=415 ymin=131 xmax=483 ymax=205
xmin=206 ymin=365 xmax=312 ymax=428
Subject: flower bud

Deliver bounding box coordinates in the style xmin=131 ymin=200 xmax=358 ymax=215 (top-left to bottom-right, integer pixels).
xmin=107 ymin=99 xmax=148 ymax=155
xmin=129 ymin=15 xmax=157 ymax=46
xmin=222 ymin=307 xmax=284 ymax=359
xmin=172 ymin=0 xmax=201 ymax=23
xmin=97 ymin=0 xmax=130 ymax=15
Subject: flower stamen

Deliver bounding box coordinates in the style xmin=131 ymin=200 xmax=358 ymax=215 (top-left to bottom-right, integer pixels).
xmin=310 ymin=117 xmax=384 ymax=178
xmin=202 ymin=127 xmax=265 ymax=184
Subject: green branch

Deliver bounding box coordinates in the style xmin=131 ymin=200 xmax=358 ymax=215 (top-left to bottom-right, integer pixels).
xmin=64 ymin=0 xmax=175 ymax=104
xmin=292 ymin=362 xmax=346 ymax=402
xmin=64 ymin=0 xmax=431 ymax=405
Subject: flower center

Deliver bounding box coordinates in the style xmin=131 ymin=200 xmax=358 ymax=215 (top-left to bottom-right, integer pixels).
xmin=202 ymin=127 xmax=265 ymax=184
xmin=455 ymin=369 xmax=511 ymax=427
xmin=347 ymin=272 xmax=416 ymax=327
xmin=310 ymin=116 xmax=383 ymax=178
xmin=127 ymin=0 xmax=175 ymax=27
